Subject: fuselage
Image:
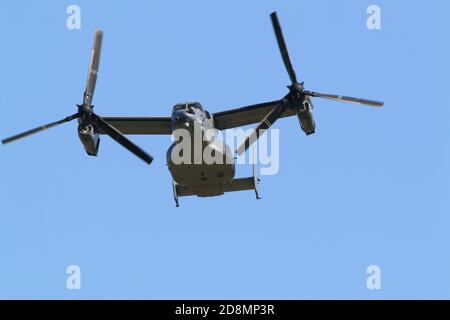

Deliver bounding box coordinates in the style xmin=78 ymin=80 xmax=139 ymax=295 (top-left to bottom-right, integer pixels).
xmin=166 ymin=102 xmax=235 ymax=197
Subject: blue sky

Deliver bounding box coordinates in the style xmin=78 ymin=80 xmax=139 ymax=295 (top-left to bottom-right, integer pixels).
xmin=1 ymin=0 xmax=450 ymax=299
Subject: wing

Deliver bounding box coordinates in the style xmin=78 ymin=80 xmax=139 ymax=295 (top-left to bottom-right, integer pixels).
xmin=101 ymin=117 xmax=172 ymax=135
xmin=212 ymin=100 xmax=296 ymax=130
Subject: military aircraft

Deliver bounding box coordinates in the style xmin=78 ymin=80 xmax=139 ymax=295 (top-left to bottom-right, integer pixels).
xmin=2 ymin=12 xmax=383 ymax=206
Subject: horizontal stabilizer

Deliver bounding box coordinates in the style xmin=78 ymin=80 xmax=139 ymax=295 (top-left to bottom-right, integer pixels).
xmin=173 ymin=176 xmax=260 ymax=207
xmin=224 ymin=177 xmax=256 ymax=193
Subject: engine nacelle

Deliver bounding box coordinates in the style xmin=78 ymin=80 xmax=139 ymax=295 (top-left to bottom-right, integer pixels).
xmin=296 ymin=100 xmax=316 ymax=135
xmin=78 ymin=123 xmax=100 ymax=156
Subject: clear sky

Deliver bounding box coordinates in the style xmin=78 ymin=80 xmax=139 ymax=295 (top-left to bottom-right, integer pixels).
xmin=1 ymin=0 xmax=449 ymax=299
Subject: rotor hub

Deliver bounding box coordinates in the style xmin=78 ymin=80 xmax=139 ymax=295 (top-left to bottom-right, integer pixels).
xmin=78 ymin=103 xmax=94 ymax=115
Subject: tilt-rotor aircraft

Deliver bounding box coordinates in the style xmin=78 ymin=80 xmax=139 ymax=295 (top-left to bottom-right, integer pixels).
xmin=2 ymin=12 xmax=384 ymax=206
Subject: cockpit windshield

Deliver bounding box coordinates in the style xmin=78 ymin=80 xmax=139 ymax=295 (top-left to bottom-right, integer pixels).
xmin=173 ymin=102 xmax=203 ymax=112
xmin=189 ymin=102 xmax=203 ymax=111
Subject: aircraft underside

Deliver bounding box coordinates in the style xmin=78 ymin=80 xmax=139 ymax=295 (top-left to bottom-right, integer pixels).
xmin=166 ymin=140 xmax=260 ymax=206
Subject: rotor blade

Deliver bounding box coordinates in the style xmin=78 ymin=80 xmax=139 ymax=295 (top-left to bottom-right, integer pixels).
xmin=2 ymin=113 xmax=79 ymax=145
xmin=236 ymin=103 xmax=288 ymax=156
xmin=304 ymin=91 xmax=384 ymax=107
xmin=271 ymin=11 xmax=298 ymax=85
xmin=84 ymin=30 xmax=103 ymax=106
xmin=93 ymin=114 xmax=153 ymax=165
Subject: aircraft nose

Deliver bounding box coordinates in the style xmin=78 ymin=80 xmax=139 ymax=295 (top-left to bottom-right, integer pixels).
xmin=172 ymin=110 xmax=197 ymax=129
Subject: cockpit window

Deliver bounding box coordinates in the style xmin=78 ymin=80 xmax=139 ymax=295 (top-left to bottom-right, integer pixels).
xmin=190 ymin=102 xmax=203 ymax=111
xmin=173 ymin=102 xmax=204 ymax=112
xmin=174 ymin=104 xmax=187 ymax=111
